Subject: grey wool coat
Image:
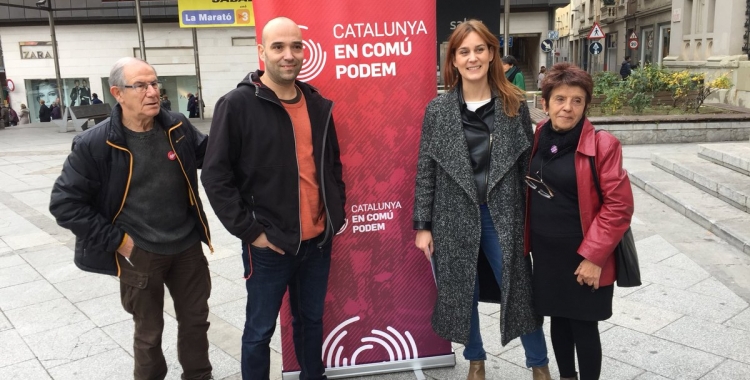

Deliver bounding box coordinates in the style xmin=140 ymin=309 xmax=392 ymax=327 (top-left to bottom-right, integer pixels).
xmin=413 ymin=90 xmax=543 ymax=346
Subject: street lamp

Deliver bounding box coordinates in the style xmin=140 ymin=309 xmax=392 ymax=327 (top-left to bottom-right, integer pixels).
xmin=35 ymin=0 xmax=64 ymax=114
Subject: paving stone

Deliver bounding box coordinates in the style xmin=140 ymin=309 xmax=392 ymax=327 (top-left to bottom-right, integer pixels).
xmin=632 ymin=371 xmax=671 ymax=380
xmin=724 ymin=307 xmax=750 ymax=332
xmin=0 ymin=253 xmax=24 ymax=268
xmin=0 ymin=279 xmax=63 ymax=311
xmin=0 ymin=311 xmax=11 ymax=332
xmin=208 ymin=256 xmax=244 ymax=282
xmin=164 ymin=345 xmax=240 ymax=380
xmin=0 ymin=329 xmax=36 ymax=368
xmin=634 ymin=234 xmax=680 ymax=264
xmin=639 ymin=259 xmax=709 ymax=289
xmin=608 ymin=297 xmax=683 ymax=334
xmin=688 ymin=277 xmax=749 ymax=305
xmin=624 ymin=283 xmax=746 ymax=324
xmin=19 ymin=244 xmax=73 ymax=268
xmin=5 ymin=298 xmax=87 ymax=337
xmin=700 ymin=359 xmax=750 ymax=380
xmin=24 ymin=320 xmax=119 ymax=369
xmin=54 ymin=274 xmax=118 ymax=303
xmin=655 ymin=315 xmax=750 ymax=364
xmin=207 ymin=275 xmax=248 ymax=308
xmin=0 ymin=359 xmax=52 ymax=380
xmin=2 ymin=231 xmax=59 ymax=250
xmin=46 ymin=347 xmax=133 ymax=380
xmin=601 ymin=326 xmax=723 ymax=379
xmin=0 ymin=262 xmax=41 ymax=289
xmin=35 ymin=259 xmax=97 ymax=284
xmin=425 ymin=346 xmax=528 ymax=380
xmin=211 ymin=298 xmax=247 ymax=331
xmin=76 ymin=293 xmax=132 ymax=328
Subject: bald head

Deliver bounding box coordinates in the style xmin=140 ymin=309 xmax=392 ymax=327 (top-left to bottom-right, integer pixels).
xmin=261 ymin=17 xmax=302 ymax=45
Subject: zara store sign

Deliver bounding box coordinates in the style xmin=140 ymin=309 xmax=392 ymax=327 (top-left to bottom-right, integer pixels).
xmin=19 ymin=41 xmax=54 ymax=60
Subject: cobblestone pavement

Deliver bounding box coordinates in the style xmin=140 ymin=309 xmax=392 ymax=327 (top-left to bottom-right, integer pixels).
xmin=0 ymin=121 xmax=749 ymax=380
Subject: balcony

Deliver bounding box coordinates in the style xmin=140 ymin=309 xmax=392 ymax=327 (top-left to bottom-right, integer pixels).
xmin=600 ymin=6 xmax=617 ymax=23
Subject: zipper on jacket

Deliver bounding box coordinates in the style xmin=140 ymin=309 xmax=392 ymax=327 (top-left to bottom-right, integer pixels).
xmin=251 ymin=195 xmax=257 ymax=219
xmin=317 ymin=106 xmax=335 ymax=248
xmin=167 ymin=122 xmax=214 ymax=253
xmin=106 ymin=140 xmax=134 ymax=278
xmin=484 ymin=134 xmax=493 ymax=203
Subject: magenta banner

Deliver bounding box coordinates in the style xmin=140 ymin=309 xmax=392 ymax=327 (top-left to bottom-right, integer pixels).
xmin=252 ymin=0 xmax=454 ymax=377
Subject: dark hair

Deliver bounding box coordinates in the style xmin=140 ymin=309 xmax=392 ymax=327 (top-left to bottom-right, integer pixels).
xmin=442 ymin=20 xmax=523 ymax=117
xmin=92 ymin=93 xmax=98 ymax=98
xmin=540 ymin=62 xmax=594 ymax=106
xmin=625 ymin=55 xmax=631 ymax=60
xmin=501 ymin=55 xmax=519 ymax=67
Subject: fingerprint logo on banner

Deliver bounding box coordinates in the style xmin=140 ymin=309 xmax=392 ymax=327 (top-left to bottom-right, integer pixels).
xmin=322 ymin=316 xmax=420 ymax=368
xmin=298 ymin=25 xmax=327 ymax=82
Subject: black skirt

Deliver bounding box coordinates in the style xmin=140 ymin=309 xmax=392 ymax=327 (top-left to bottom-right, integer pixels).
xmin=531 ymin=231 xmax=613 ymax=321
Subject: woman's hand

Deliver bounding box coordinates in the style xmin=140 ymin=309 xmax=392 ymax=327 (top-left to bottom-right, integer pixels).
xmin=574 ymin=259 xmax=602 ymax=289
xmin=415 ymin=230 xmax=434 ymax=261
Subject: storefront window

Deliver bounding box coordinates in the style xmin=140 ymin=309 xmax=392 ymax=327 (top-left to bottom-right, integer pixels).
xmin=25 ymin=77 xmax=90 ymax=122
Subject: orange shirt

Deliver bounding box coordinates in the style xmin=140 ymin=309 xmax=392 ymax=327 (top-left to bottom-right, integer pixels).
xmin=282 ymin=92 xmax=326 ymax=240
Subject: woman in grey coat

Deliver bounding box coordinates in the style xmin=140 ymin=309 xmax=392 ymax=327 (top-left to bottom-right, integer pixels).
xmin=413 ymin=20 xmax=550 ymax=380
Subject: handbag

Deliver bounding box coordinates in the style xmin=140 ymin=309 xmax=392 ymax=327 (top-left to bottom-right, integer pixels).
xmin=588 ymin=155 xmax=642 ymax=287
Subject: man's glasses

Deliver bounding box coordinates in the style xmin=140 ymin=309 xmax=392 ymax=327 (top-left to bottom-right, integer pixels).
xmin=525 ymin=175 xmax=554 ymax=199
xmin=122 ymin=81 xmax=161 ymax=93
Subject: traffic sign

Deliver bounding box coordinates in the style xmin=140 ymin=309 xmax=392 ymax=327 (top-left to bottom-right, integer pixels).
xmin=628 ymin=39 xmax=639 ymax=49
xmin=629 ymin=31 xmax=638 ymax=40
xmin=588 ymin=22 xmax=605 ymax=39
xmin=589 ymin=41 xmax=603 ymax=55
xmin=547 ymin=30 xmax=559 ymax=41
xmin=541 ymin=39 xmax=553 ymax=53
xmin=499 ymin=36 xmax=514 ymax=48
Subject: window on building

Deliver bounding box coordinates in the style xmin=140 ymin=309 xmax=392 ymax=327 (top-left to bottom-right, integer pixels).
xmin=641 ymin=28 xmax=655 ymax=65
xmin=658 ymin=25 xmax=671 ymax=65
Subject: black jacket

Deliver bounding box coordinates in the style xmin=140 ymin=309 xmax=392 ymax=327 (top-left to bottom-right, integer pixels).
xmin=49 ymin=104 xmax=211 ymax=276
xmin=201 ymin=70 xmax=346 ymax=255
xmin=39 ymin=104 xmax=51 ymax=122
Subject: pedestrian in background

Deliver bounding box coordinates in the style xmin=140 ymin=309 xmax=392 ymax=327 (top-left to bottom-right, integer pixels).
xmin=528 ymin=62 xmax=634 ymax=380
xmin=39 ymin=99 xmax=51 ymax=122
xmin=91 ymin=93 xmax=103 ymax=105
xmin=49 ymin=57 xmax=214 ymax=380
xmin=413 ymin=19 xmax=550 ymax=380
xmin=502 ymin=54 xmax=526 ymax=91
xmin=537 ymin=66 xmax=546 ymax=91
xmin=19 ymin=104 xmax=31 ymax=125
xmin=161 ymin=95 xmax=172 ymax=111
xmin=187 ymin=92 xmax=197 ymax=118
xmin=201 ymin=17 xmax=346 ymax=380
xmin=620 ymin=56 xmax=632 ymax=80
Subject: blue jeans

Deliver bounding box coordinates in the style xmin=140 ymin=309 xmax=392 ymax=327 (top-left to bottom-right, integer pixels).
xmin=240 ymin=236 xmax=331 ymax=380
xmin=463 ymin=205 xmax=549 ymax=368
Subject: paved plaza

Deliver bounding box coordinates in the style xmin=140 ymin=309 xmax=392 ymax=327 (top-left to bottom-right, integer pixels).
xmin=1 ymin=121 xmax=750 ymax=379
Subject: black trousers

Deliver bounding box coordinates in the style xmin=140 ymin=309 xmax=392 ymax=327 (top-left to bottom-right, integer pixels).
xmin=119 ymin=241 xmax=212 ymax=380
xmin=551 ymin=316 xmax=602 ymax=380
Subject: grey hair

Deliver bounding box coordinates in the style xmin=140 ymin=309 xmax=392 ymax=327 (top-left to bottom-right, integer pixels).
xmin=108 ymin=57 xmax=157 ymax=87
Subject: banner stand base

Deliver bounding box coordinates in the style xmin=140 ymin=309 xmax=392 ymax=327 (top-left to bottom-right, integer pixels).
xmin=281 ymin=353 xmax=456 ymax=379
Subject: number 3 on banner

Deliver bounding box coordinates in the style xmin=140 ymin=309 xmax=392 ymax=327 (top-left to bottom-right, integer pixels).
xmin=236 ymin=9 xmax=251 ymax=25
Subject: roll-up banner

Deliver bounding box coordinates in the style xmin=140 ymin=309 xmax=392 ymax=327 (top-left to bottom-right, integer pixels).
xmin=252 ymin=1 xmax=454 ymax=378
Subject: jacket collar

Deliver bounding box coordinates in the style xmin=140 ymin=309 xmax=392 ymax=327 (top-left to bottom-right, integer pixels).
xmin=106 ymin=103 xmax=182 ymax=146
xmin=534 ymin=116 xmax=596 ymax=157
xmin=242 ymin=70 xmax=325 ymax=106
xmin=576 ymin=117 xmax=597 ymax=157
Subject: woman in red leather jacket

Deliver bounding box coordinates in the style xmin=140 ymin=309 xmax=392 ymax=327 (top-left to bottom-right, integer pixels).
xmin=525 ymin=62 xmax=634 ymax=380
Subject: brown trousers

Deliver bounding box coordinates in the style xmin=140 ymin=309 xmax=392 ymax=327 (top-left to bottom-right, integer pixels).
xmin=118 ymin=241 xmax=212 ymax=380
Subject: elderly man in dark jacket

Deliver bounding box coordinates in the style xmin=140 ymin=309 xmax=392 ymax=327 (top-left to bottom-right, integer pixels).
xmin=49 ymin=57 xmax=214 ymax=380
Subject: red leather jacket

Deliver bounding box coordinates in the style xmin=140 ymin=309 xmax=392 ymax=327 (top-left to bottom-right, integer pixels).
xmin=525 ymin=118 xmax=634 ymax=286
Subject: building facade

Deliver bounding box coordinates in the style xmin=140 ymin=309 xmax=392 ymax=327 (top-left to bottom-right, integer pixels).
xmin=0 ymin=0 xmax=258 ymax=121
xmin=559 ymin=0 xmax=750 ymax=107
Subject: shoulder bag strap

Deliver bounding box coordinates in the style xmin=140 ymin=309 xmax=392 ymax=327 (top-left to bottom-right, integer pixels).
xmin=589 ymin=130 xmax=604 ymax=205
